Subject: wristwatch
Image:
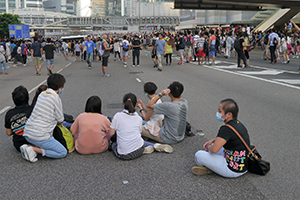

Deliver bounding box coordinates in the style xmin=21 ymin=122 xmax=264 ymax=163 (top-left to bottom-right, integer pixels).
xmin=158 ymin=93 xmax=163 ymax=98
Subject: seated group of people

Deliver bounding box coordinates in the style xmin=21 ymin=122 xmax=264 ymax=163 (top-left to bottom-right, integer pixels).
xmin=5 ymin=73 xmax=251 ymax=178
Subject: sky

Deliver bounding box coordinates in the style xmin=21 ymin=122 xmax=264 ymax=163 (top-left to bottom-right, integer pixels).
xmin=80 ymin=0 xmax=91 ymax=16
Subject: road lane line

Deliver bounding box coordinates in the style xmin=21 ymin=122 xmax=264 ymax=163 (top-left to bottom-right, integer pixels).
xmin=0 ymin=106 xmax=11 ymax=115
xmin=136 ymin=78 xmax=142 ymax=82
xmin=203 ymin=64 xmax=300 ymax=90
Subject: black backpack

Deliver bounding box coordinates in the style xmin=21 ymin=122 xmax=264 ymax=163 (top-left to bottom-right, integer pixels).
xmin=12 ymin=46 xmax=18 ymax=55
xmin=186 ymin=36 xmax=192 ymax=46
xmin=234 ymin=39 xmax=241 ymax=51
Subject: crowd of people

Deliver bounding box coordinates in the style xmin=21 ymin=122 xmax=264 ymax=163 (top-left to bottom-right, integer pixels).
xmin=5 ymin=71 xmax=255 ymax=178
xmin=1 ymin=20 xmax=300 ymax=75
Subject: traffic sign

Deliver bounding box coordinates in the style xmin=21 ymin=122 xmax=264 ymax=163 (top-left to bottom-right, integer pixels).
xmin=9 ymin=24 xmax=30 ymax=39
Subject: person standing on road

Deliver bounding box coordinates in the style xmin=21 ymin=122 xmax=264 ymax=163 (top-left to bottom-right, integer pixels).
xmin=113 ymin=39 xmax=121 ymax=61
xmin=101 ymin=34 xmax=112 ymax=77
xmin=235 ymin=34 xmax=248 ymax=68
xmin=132 ymin=34 xmax=141 ymax=67
xmin=165 ymin=38 xmax=175 ymax=66
xmin=121 ymin=35 xmax=130 ymax=67
xmin=31 ymin=37 xmax=43 ymax=75
xmin=83 ymin=35 xmax=96 ymax=70
xmin=55 ymin=40 xmax=61 ymax=56
xmin=225 ymin=33 xmax=233 ymax=59
xmin=192 ymin=99 xmax=250 ymax=178
xmin=62 ymin=41 xmax=69 ymax=61
xmin=155 ymin=33 xmax=166 ymax=71
xmin=268 ymin=29 xmax=279 ymax=64
xmin=43 ymin=38 xmax=56 ymax=75
xmin=74 ymin=41 xmax=81 ymax=62
xmin=0 ymin=42 xmax=8 ymax=74
xmin=151 ymin=34 xmax=158 ymax=68
xmin=185 ymin=31 xmax=193 ymax=63
xmin=208 ymin=30 xmax=217 ymax=65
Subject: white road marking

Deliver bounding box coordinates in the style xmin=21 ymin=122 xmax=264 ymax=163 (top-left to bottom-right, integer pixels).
xmin=240 ymin=69 xmax=282 ymax=75
xmin=136 ymin=78 xmax=142 ymax=82
xmin=216 ymin=65 xmax=239 ymax=69
xmin=203 ymin=65 xmax=300 ymax=90
xmin=29 ymin=80 xmax=47 ymax=94
xmin=272 ymin=79 xmax=300 ymax=84
xmin=0 ymin=106 xmax=11 ymax=115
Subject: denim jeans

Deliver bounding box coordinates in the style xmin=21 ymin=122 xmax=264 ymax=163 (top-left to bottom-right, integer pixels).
xmin=0 ymin=60 xmax=7 ymax=72
xmin=86 ymin=52 xmax=93 ymax=67
xmin=132 ymin=49 xmax=140 ymax=65
xmin=195 ymin=148 xmax=247 ymax=178
xmin=25 ymin=136 xmax=67 ymax=159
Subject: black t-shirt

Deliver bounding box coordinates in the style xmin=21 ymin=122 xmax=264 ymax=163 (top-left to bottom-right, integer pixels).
xmin=132 ymin=38 xmax=141 ymax=49
xmin=217 ymin=119 xmax=250 ymax=173
xmin=43 ymin=44 xmax=55 ymax=59
xmin=5 ymin=106 xmax=33 ymax=151
xmin=31 ymin=42 xmax=42 ymax=57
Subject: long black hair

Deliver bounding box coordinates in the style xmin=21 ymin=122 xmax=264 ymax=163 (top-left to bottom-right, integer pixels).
xmin=123 ymin=93 xmax=137 ymax=113
xmin=85 ymin=96 xmax=102 ymax=114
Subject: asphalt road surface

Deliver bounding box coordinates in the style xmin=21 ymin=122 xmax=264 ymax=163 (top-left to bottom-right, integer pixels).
xmin=0 ymin=48 xmax=299 ymax=199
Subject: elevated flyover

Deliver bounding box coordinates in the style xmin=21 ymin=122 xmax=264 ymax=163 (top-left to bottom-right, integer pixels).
xmin=174 ymin=0 xmax=300 ymax=31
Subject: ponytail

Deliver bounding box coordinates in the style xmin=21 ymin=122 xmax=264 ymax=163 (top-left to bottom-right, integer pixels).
xmin=123 ymin=93 xmax=137 ymax=113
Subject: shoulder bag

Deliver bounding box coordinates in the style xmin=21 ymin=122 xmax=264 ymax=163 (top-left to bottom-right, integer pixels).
xmin=225 ymin=124 xmax=270 ymax=175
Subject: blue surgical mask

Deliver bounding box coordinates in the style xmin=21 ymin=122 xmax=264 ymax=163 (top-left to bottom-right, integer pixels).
xmin=145 ymin=93 xmax=149 ymax=98
xmin=216 ymin=112 xmax=224 ymax=122
xmin=58 ymin=88 xmax=64 ymax=94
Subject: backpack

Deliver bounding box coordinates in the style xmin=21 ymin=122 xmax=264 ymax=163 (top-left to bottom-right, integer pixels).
xmin=203 ymin=40 xmax=209 ymax=54
xmin=234 ymin=39 xmax=242 ymax=51
xmin=122 ymin=41 xmax=129 ymax=51
xmin=186 ymin=36 xmax=192 ymax=46
xmin=264 ymin=35 xmax=269 ymax=44
xmin=273 ymin=37 xmax=278 ymax=46
xmin=24 ymin=46 xmax=29 ymax=55
xmin=53 ymin=125 xmax=75 ymax=153
xmin=179 ymin=37 xmax=186 ymax=49
xmin=12 ymin=45 xmax=17 ymax=55
xmin=99 ymin=41 xmax=105 ymax=56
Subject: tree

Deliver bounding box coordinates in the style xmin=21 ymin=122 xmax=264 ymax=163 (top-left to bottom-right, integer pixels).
xmin=0 ymin=13 xmax=22 ymax=38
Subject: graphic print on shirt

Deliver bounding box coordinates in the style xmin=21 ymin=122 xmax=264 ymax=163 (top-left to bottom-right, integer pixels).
xmin=224 ymin=149 xmax=247 ymax=172
xmin=10 ymin=113 xmax=29 ymax=136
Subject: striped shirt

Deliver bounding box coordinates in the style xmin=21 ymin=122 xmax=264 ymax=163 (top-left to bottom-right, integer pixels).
xmin=23 ymin=88 xmax=64 ymax=141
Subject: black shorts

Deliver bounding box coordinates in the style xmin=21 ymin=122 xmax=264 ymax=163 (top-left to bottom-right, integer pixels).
xmin=151 ymin=53 xmax=157 ymax=59
xmin=75 ymin=51 xmax=80 ymax=56
xmin=102 ymin=56 xmax=109 ymax=66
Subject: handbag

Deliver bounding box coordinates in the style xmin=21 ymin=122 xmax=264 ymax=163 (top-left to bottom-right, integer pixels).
xmin=225 ymin=124 xmax=270 ymax=175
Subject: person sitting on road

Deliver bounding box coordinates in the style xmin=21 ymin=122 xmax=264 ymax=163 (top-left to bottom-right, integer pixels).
xmin=192 ymin=99 xmax=250 ymax=178
xmin=20 ymin=74 xmax=67 ymax=163
xmin=70 ymin=96 xmax=111 ymax=155
xmin=137 ymin=82 xmax=164 ymax=137
xmin=144 ymin=81 xmax=188 ymax=144
xmin=5 ymin=86 xmax=33 ymax=152
xmin=109 ymin=93 xmax=173 ymax=160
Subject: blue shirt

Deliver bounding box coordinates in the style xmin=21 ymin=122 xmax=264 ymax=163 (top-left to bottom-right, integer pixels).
xmin=31 ymin=42 xmax=42 ymax=57
xmin=268 ymin=33 xmax=279 ymax=46
xmin=85 ymin=41 xmax=96 ymax=53
xmin=155 ymin=39 xmax=166 ymax=55
xmin=10 ymin=44 xmax=16 ymax=52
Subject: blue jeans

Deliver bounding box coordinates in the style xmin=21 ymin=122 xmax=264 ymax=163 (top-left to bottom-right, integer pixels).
xmin=86 ymin=52 xmax=93 ymax=67
xmin=195 ymin=147 xmax=247 ymax=178
xmin=0 ymin=60 xmax=7 ymax=72
xmin=25 ymin=136 xmax=67 ymax=159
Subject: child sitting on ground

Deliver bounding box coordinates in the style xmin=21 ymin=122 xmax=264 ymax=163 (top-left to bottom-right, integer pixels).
xmin=109 ymin=93 xmax=173 ymax=160
xmin=5 ymin=86 xmax=33 ymax=151
xmin=21 ymin=73 xmax=67 ymax=162
xmin=70 ymin=96 xmax=111 ymax=154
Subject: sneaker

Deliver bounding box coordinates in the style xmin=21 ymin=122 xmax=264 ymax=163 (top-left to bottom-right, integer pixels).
xmin=153 ymin=143 xmax=173 ymax=153
xmin=114 ymin=58 xmax=116 ymax=61
xmin=186 ymin=61 xmax=190 ymax=63
xmin=198 ymin=63 xmax=203 ymax=66
xmin=143 ymin=146 xmax=154 ymax=154
xmin=120 ymin=59 xmax=122 ymax=61
xmin=36 ymin=72 xmax=40 ymax=76
xmin=237 ymin=66 xmax=243 ymax=68
xmin=88 ymin=66 xmax=92 ymax=70
xmin=191 ymin=166 xmax=213 ymax=175
xmin=157 ymin=68 xmax=162 ymax=71
xmin=13 ymin=64 xmax=17 ymax=68
xmin=270 ymin=62 xmax=274 ymax=64
xmin=47 ymin=72 xmax=50 ymax=75
xmin=49 ymin=69 xmax=52 ymax=74
xmin=20 ymin=145 xmax=38 ymax=163
xmin=103 ymin=73 xmax=110 ymax=77
xmin=287 ymin=59 xmax=290 ymax=63
xmin=153 ymin=64 xmax=158 ymax=68
xmin=132 ymin=65 xmax=135 ymax=68
xmin=137 ymin=65 xmax=139 ymax=67
xmin=5 ymin=72 xmax=8 ymax=74
xmin=124 ymin=65 xmax=127 ymax=68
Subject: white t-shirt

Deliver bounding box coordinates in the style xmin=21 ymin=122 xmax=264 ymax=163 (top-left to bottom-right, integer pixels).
xmin=110 ymin=109 xmax=144 ymax=155
xmin=114 ymin=41 xmax=120 ymax=52
xmin=144 ymin=98 xmax=164 ymax=136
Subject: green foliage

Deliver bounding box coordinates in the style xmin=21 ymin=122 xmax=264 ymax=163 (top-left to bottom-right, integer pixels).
xmin=0 ymin=13 xmax=22 ymax=37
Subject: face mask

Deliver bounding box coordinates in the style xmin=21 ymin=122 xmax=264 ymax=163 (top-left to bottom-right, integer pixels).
xmin=145 ymin=93 xmax=149 ymax=98
xmin=58 ymin=88 xmax=64 ymax=94
xmin=216 ymin=112 xmax=224 ymax=122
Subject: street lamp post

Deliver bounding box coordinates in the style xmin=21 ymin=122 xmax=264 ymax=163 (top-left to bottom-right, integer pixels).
xmin=138 ymin=0 xmax=140 ymax=32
